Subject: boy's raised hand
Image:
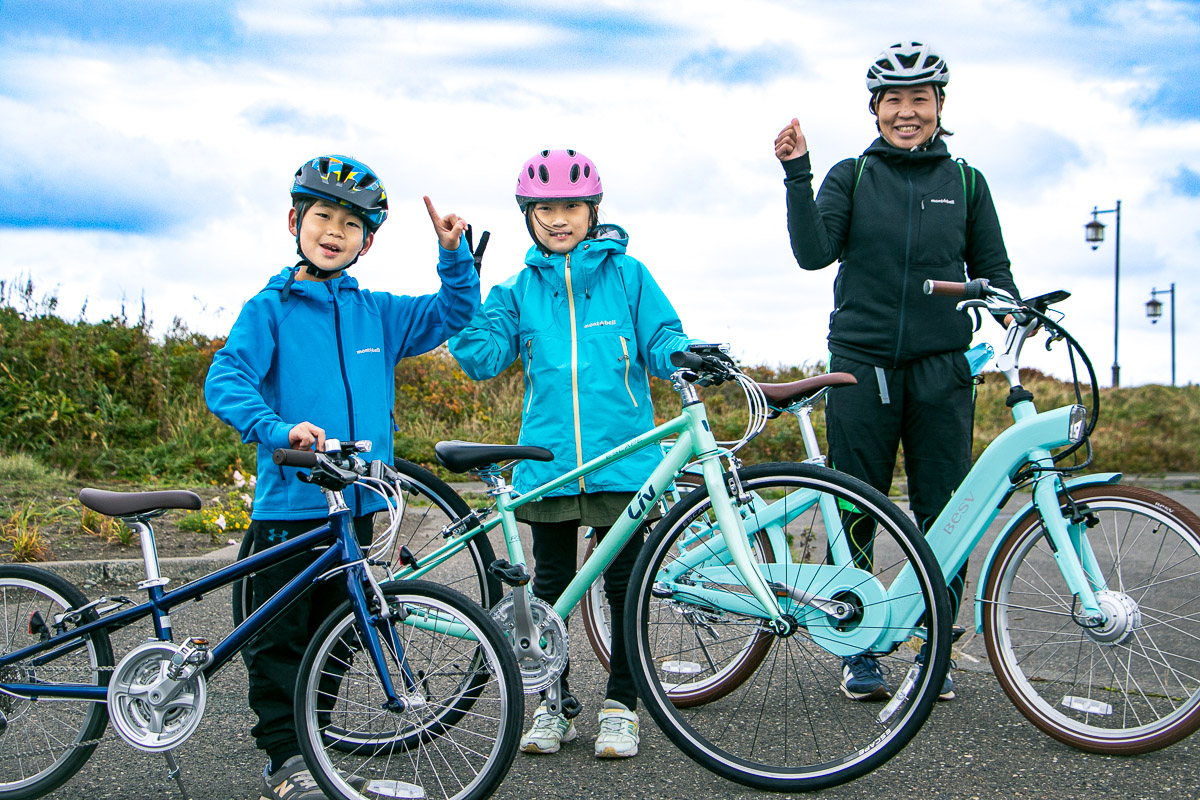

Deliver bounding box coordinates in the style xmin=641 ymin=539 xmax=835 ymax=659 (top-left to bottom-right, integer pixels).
xmin=425 ymin=196 xmax=468 ymax=251
xmin=775 ymin=118 xmax=808 ymax=162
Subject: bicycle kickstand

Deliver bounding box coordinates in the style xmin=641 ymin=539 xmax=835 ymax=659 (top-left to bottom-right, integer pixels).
xmin=163 ymin=750 xmax=193 ymax=800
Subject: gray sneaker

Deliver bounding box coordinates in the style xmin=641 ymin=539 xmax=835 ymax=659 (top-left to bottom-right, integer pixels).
xmin=260 ymin=756 xmax=366 ymax=800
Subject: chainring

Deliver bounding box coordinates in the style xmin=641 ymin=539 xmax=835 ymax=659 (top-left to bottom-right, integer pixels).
xmin=490 ymin=593 xmax=569 ymax=693
xmin=107 ymin=641 xmax=207 ymax=752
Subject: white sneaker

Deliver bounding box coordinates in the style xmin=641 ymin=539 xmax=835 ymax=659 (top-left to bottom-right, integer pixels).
xmin=595 ymin=700 xmax=639 ymax=758
xmin=520 ymin=704 xmax=577 ymax=754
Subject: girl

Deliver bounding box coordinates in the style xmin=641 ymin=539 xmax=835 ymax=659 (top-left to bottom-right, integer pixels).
xmin=450 ymin=149 xmax=693 ymax=759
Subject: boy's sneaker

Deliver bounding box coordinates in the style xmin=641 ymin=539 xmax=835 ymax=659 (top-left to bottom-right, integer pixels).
xmin=916 ymin=643 xmax=956 ymax=701
xmin=595 ymin=700 xmax=639 ymax=758
xmin=260 ymin=756 xmax=366 ymax=800
xmin=520 ymin=704 xmax=577 ymax=754
xmin=840 ymin=655 xmax=891 ymax=701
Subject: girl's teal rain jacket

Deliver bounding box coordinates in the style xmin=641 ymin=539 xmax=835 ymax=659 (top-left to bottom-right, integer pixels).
xmin=450 ymin=225 xmax=693 ymax=497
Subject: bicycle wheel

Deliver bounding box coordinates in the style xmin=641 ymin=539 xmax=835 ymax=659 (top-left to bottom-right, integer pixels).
xmin=982 ymin=484 xmax=1200 ymax=754
xmin=297 ymin=580 xmax=522 ymax=800
xmin=233 ymin=460 xmax=500 ymax=626
xmin=626 ymin=462 xmax=951 ymax=791
xmin=0 ymin=565 xmax=114 ymax=800
xmin=580 ymin=476 xmax=776 ymax=707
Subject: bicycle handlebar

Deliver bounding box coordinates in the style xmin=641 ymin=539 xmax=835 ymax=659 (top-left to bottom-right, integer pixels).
xmin=273 ymin=448 xmax=319 ymax=468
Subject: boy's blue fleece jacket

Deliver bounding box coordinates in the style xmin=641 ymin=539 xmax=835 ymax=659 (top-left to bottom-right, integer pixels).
xmin=205 ymin=240 xmax=480 ymax=520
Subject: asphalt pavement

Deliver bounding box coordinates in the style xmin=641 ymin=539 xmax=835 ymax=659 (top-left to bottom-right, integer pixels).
xmin=28 ymin=480 xmax=1200 ymax=800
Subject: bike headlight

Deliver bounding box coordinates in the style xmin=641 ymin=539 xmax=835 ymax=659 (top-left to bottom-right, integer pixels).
xmin=1068 ymin=404 xmax=1088 ymax=443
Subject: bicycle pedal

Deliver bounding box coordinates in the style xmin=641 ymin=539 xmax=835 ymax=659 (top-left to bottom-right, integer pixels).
xmin=487 ymin=558 xmax=530 ymax=587
xmin=397 ymin=546 xmax=419 ymax=570
xmin=560 ymin=692 xmax=582 ymax=719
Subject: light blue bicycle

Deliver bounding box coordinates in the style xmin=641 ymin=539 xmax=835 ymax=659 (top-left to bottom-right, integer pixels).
xmin=628 ymin=279 xmax=1200 ymax=758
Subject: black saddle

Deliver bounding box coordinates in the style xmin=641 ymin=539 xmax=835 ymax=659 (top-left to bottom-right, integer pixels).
xmin=434 ymin=440 xmax=554 ymax=474
xmin=78 ymin=488 xmax=202 ymax=518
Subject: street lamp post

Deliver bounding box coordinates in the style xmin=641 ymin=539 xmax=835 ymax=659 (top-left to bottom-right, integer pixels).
xmin=1146 ymin=283 xmax=1176 ymax=386
xmin=1085 ymin=201 xmax=1122 ymax=387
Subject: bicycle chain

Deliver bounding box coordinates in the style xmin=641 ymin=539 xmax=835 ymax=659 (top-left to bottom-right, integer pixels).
xmin=0 ymin=663 xmax=116 ymax=759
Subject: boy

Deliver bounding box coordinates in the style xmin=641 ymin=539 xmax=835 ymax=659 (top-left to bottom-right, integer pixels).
xmin=204 ymin=154 xmax=479 ymax=800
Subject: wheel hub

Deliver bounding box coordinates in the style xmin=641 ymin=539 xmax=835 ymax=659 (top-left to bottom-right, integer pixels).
xmin=1084 ymin=590 xmax=1142 ymax=646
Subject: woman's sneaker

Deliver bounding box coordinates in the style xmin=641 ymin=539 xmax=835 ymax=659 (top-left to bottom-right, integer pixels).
xmin=840 ymin=655 xmax=891 ymax=701
xmin=916 ymin=643 xmax=956 ymax=701
xmin=595 ymin=700 xmax=639 ymax=758
xmin=520 ymin=704 xmax=578 ymax=754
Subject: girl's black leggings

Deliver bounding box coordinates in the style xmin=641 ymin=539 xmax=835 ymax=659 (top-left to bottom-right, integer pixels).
xmin=528 ymin=519 xmax=644 ymax=711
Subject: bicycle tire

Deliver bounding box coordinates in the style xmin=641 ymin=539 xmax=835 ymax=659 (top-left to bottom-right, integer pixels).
xmin=296 ymin=580 xmax=522 ymax=800
xmin=982 ymin=483 xmax=1200 ymax=754
xmin=233 ymin=460 xmax=500 ymax=627
xmin=625 ymin=462 xmax=951 ymax=791
xmin=580 ymin=478 xmax=776 ymax=707
xmin=0 ymin=565 xmax=114 ymax=800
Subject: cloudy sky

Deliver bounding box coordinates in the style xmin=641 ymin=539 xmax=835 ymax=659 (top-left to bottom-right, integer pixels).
xmin=3 ymin=0 xmax=1197 ymax=387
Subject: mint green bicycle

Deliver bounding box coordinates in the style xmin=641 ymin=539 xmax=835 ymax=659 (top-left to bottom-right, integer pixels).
xmin=389 ymin=344 xmax=952 ymax=791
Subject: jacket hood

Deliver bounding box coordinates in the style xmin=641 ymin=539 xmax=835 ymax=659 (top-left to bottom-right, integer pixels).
xmin=264 ymin=267 xmax=361 ymax=300
xmin=864 ymin=136 xmax=951 ymax=162
xmin=523 ymin=224 xmax=629 ymax=296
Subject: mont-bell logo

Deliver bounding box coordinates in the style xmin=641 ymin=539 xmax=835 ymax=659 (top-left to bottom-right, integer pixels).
xmin=929 ymin=198 xmax=955 ymax=205
xmin=356 ymin=347 xmax=381 ymax=355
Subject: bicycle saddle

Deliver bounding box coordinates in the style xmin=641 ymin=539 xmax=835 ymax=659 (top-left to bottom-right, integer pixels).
xmin=78 ymin=488 xmax=202 ymax=517
xmin=756 ymin=372 xmax=857 ymax=407
xmin=434 ymin=440 xmax=554 ymax=474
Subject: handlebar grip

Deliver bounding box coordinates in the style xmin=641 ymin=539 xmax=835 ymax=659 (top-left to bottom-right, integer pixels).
xmin=273 ymin=449 xmax=318 ymax=468
xmin=923 ymin=278 xmax=990 ymax=301
xmin=923 ymin=279 xmax=965 ymax=297
xmin=671 ymin=350 xmax=705 ymax=371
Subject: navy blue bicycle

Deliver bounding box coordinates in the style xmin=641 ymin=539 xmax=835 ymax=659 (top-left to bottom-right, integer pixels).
xmin=0 ymin=440 xmax=522 ymax=800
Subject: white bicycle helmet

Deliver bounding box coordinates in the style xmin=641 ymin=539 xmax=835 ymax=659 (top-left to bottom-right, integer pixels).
xmin=866 ymin=41 xmax=949 ymax=92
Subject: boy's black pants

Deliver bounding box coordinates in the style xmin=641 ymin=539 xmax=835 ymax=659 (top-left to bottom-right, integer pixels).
xmin=241 ymin=515 xmax=374 ymax=762
xmin=529 ymin=520 xmax=643 ymax=711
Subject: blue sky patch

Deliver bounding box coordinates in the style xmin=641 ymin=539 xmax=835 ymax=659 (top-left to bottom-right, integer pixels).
xmin=671 ymin=44 xmax=798 ymax=85
xmin=0 ymin=0 xmax=243 ymax=55
xmin=1171 ymin=165 xmax=1200 ymax=197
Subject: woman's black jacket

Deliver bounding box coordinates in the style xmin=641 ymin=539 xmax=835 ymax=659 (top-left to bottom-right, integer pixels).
xmin=783 ymin=136 xmax=1018 ymax=368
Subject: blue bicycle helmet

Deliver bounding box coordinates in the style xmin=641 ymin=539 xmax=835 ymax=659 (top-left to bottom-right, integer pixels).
xmin=291 ymin=155 xmax=388 ymax=230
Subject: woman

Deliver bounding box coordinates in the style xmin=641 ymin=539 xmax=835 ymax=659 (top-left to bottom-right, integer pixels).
xmin=775 ymin=41 xmax=1020 ymax=703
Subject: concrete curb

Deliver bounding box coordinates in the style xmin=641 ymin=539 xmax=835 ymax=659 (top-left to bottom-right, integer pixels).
xmin=35 ymin=544 xmax=240 ymax=588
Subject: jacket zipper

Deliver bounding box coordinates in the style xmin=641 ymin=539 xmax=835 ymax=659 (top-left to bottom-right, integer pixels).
xmin=524 ymin=339 xmax=535 ymax=413
xmin=329 ymin=283 xmax=359 ymax=514
xmin=563 ymin=254 xmax=585 ymax=491
xmin=893 ymin=168 xmax=914 ymax=368
xmin=619 ymin=336 xmax=638 ymax=407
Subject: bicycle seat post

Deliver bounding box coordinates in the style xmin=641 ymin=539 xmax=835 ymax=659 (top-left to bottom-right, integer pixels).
xmin=125 ymin=513 xmax=170 ymax=592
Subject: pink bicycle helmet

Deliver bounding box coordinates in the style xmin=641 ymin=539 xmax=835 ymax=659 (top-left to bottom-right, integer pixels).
xmin=515 ymin=149 xmax=603 ymax=210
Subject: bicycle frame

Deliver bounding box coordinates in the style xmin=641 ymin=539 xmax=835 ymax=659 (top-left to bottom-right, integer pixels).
xmin=402 ymin=384 xmax=793 ymax=634
xmin=0 ymin=503 xmax=412 ymax=709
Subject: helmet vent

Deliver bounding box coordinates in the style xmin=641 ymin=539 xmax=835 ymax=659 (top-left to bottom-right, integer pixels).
xmin=569 ymin=164 xmax=581 ymax=183
xmin=567 ymin=149 xmax=576 ymax=156
xmin=897 ymin=53 xmax=919 ymax=69
xmin=538 ymin=165 xmax=550 ymax=184
xmin=583 ymin=166 xmax=590 ymax=178
xmin=540 ymin=150 xmax=550 ymax=158
xmin=528 ymin=166 xmax=535 ymax=179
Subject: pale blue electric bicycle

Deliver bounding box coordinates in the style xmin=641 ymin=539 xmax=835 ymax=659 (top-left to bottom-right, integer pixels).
xmin=627 ymin=280 xmax=1200 ymax=757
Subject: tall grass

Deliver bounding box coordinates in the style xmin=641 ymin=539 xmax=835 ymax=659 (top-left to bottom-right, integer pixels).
xmin=1 ymin=278 xmax=1196 ymax=489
